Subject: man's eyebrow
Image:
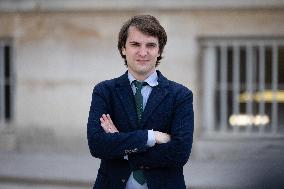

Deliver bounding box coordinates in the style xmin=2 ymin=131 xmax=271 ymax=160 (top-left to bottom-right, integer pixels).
xmin=129 ymin=41 xmax=140 ymax=44
xmin=147 ymin=42 xmax=158 ymax=45
xmin=128 ymin=41 xmax=158 ymax=46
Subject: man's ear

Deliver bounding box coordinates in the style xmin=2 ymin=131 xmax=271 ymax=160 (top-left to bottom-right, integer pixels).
xmin=122 ymin=47 xmax=126 ymax=55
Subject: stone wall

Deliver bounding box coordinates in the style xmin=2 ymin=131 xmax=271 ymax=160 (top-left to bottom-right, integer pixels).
xmin=0 ymin=7 xmax=284 ymax=153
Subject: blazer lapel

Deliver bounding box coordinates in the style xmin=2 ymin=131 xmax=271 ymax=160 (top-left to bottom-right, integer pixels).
xmin=115 ymin=72 xmax=138 ymax=130
xmin=142 ymin=71 xmax=169 ymax=127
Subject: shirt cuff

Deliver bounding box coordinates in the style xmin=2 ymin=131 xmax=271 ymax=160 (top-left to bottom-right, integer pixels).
xmin=147 ymin=129 xmax=156 ymax=147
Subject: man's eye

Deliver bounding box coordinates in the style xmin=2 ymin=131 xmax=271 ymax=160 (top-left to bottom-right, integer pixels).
xmin=131 ymin=43 xmax=140 ymax=47
xmin=147 ymin=44 xmax=157 ymax=48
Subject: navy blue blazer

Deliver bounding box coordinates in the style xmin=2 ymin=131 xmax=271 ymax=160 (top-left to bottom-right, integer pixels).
xmin=87 ymin=71 xmax=194 ymax=189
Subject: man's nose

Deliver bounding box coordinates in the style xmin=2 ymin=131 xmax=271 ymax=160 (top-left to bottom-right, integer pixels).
xmin=138 ymin=46 xmax=148 ymax=57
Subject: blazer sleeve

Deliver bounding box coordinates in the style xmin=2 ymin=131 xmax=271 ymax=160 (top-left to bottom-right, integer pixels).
xmin=87 ymin=83 xmax=149 ymax=160
xmin=128 ymin=88 xmax=194 ymax=169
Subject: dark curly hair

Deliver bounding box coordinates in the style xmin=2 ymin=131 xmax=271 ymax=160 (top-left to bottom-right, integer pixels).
xmin=117 ymin=15 xmax=167 ymax=67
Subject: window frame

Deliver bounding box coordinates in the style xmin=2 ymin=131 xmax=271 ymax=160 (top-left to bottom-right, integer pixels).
xmin=200 ymin=37 xmax=284 ymax=138
xmin=0 ymin=38 xmax=14 ymax=127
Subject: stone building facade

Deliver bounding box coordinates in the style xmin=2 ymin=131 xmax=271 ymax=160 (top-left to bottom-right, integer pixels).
xmin=0 ymin=1 xmax=284 ymax=159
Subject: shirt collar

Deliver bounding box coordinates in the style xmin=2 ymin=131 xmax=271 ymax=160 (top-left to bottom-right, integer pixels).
xmin=128 ymin=71 xmax=159 ymax=87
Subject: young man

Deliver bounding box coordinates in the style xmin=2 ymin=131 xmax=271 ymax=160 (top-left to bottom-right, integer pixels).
xmin=87 ymin=15 xmax=194 ymax=189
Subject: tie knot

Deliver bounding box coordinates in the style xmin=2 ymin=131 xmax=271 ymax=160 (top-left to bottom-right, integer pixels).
xmin=133 ymin=80 xmax=147 ymax=93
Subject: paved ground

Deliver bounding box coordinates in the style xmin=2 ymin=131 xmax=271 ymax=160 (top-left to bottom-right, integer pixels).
xmin=0 ymin=151 xmax=283 ymax=189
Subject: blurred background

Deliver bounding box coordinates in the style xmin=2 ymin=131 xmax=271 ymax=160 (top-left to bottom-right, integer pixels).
xmin=0 ymin=0 xmax=284 ymax=188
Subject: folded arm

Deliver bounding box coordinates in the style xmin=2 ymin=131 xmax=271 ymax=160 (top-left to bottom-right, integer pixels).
xmin=128 ymin=89 xmax=194 ymax=169
xmin=100 ymin=114 xmax=171 ymax=144
xmin=87 ymin=85 xmax=149 ymax=159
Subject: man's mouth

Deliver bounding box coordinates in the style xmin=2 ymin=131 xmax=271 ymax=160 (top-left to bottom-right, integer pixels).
xmin=137 ymin=59 xmax=149 ymax=63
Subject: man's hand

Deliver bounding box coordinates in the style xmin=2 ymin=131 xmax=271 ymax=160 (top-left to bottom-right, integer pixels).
xmin=100 ymin=114 xmax=119 ymax=133
xmin=154 ymin=131 xmax=171 ymax=144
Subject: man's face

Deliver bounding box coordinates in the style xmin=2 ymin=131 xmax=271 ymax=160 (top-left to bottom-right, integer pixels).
xmin=122 ymin=26 xmax=160 ymax=79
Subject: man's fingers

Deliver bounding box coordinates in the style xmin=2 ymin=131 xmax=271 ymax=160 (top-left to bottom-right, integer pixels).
xmin=106 ymin=114 xmax=114 ymax=124
xmin=100 ymin=116 xmax=110 ymax=131
xmin=100 ymin=117 xmax=108 ymax=127
xmin=154 ymin=131 xmax=171 ymax=144
xmin=102 ymin=114 xmax=108 ymax=121
xmin=100 ymin=114 xmax=118 ymax=133
xmin=100 ymin=114 xmax=110 ymax=125
xmin=101 ymin=114 xmax=114 ymax=126
xmin=101 ymin=114 xmax=113 ymax=124
xmin=100 ymin=123 xmax=108 ymax=132
xmin=100 ymin=117 xmax=104 ymax=123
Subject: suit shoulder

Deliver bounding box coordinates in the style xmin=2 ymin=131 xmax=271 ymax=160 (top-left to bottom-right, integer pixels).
xmin=92 ymin=77 xmax=119 ymax=93
xmin=96 ymin=78 xmax=116 ymax=87
xmin=166 ymin=80 xmax=193 ymax=105
xmin=167 ymin=80 xmax=193 ymax=95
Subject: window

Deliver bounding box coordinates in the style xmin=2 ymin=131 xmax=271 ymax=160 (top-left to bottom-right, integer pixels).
xmin=201 ymin=37 xmax=284 ymax=135
xmin=0 ymin=39 xmax=13 ymax=126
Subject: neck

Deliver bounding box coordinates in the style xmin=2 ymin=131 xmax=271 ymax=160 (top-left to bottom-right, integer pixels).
xmin=129 ymin=70 xmax=155 ymax=81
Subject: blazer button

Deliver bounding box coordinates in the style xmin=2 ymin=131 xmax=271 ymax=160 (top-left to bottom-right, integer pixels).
xmin=121 ymin=179 xmax=126 ymax=183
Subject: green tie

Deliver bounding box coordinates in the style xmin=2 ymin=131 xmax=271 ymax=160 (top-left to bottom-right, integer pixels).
xmin=134 ymin=80 xmax=144 ymax=127
xmin=132 ymin=80 xmax=146 ymax=185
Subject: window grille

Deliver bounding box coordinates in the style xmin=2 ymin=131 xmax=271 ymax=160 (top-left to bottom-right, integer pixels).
xmin=0 ymin=39 xmax=13 ymax=127
xmin=201 ymin=37 xmax=284 ymax=135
